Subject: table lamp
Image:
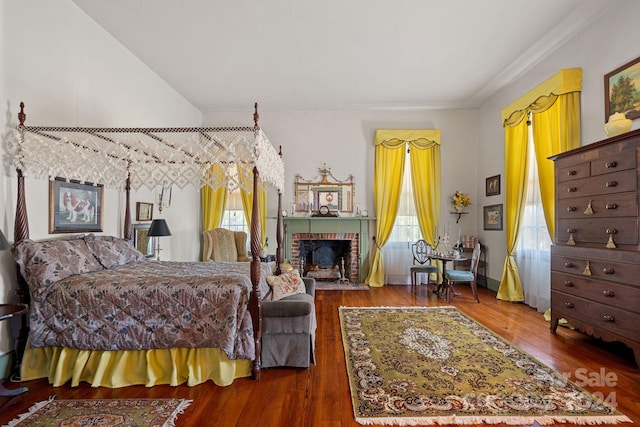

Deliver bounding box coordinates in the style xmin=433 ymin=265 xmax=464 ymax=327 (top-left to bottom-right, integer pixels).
xmin=147 ymin=219 xmax=171 ymax=261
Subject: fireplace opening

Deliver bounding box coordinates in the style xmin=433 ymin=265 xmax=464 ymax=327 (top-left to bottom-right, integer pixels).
xmin=299 ymin=239 xmax=351 ymax=282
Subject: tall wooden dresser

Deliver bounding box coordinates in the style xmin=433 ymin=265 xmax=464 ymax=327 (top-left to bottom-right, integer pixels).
xmin=550 ymin=128 xmax=640 ymax=367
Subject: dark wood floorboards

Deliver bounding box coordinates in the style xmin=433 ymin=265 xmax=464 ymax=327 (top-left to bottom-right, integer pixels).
xmin=1 ymin=284 xmax=638 ymax=426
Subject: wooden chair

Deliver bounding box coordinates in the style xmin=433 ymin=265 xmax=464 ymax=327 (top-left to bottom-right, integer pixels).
xmin=443 ymin=243 xmax=481 ymax=303
xmin=410 ymin=240 xmax=438 ymax=292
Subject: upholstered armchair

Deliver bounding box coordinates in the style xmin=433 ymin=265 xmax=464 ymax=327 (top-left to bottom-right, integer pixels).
xmin=202 ymin=228 xmax=252 ymax=262
xmin=261 ymin=276 xmax=316 ymax=368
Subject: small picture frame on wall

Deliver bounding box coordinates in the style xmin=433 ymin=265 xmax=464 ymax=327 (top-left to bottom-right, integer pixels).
xmin=604 ymin=55 xmax=640 ymax=121
xmin=486 ymin=174 xmax=500 ymax=197
xmin=483 ymin=204 xmax=503 ymax=231
xmin=136 ymin=202 xmax=153 ymax=221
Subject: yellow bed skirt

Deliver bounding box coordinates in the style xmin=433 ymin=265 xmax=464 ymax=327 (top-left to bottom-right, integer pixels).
xmin=21 ymin=344 xmax=253 ymax=388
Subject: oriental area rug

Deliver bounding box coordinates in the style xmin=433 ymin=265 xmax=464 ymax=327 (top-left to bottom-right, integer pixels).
xmin=3 ymin=398 xmax=192 ymax=427
xmin=339 ymin=306 xmax=631 ymax=426
xmin=315 ymin=282 xmax=369 ymax=291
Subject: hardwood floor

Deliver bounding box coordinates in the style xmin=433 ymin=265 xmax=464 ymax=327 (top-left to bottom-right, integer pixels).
xmin=1 ymin=284 xmax=638 ymax=426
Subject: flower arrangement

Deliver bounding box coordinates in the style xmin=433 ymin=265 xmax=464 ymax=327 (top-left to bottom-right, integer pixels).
xmin=451 ymin=191 xmax=471 ymax=209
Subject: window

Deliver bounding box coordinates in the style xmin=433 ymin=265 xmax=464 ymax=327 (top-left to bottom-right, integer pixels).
xmin=220 ymin=189 xmax=249 ymax=235
xmin=515 ymin=125 xmax=551 ymax=312
xmin=382 ymin=159 xmax=422 ymax=284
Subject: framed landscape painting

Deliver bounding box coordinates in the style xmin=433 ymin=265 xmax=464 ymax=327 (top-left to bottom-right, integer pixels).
xmin=604 ymin=55 xmax=640 ymax=121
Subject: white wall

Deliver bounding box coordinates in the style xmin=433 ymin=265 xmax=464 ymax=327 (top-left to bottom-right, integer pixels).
xmin=0 ymin=0 xmax=201 ymax=355
xmin=477 ymin=0 xmax=640 ymax=285
xmin=203 ymin=108 xmax=480 ymax=259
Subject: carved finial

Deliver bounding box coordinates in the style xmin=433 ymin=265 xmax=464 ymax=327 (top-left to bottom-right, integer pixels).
xmin=18 ymin=102 xmax=26 ymax=125
xmin=253 ymin=102 xmax=259 ymax=127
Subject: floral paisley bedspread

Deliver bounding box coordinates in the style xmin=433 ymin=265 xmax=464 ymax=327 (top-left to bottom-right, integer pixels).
xmin=27 ymin=261 xmax=259 ymax=360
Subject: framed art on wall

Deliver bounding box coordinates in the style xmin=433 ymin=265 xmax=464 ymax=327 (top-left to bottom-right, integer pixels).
xmin=136 ymin=202 xmax=153 ymax=221
xmin=604 ymin=55 xmax=640 ymax=121
xmin=485 ymin=174 xmax=500 ymax=196
xmin=483 ymin=204 xmax=503 ymax=231
xmin=133 ymin=223 xmax=155 ymax=258
xmin=49 ymin=177 xmax=104 ymax=233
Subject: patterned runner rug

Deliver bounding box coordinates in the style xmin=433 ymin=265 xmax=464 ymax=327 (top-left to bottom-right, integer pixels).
xmin=339 ymin=306 xmax=631 ymax=425
xmin=316 ymin=282 xmax=369 ymax=291
xmin=4 ymin=398 xmax=192 ymax=427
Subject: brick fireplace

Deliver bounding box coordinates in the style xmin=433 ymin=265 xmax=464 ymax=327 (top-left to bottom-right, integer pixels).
xmin=291 ymin=233 xmax=359 ymax=282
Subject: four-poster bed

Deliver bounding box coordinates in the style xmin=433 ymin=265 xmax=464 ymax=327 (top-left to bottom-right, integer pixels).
xmin=10 ymin=102 xmax=285 ymax=387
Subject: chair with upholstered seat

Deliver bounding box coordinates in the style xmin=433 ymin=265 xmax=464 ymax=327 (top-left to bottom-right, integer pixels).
xmin=410 ymin=239 xmax=438 ymax=292
xmin=443 ymin=242 xmax=481 ymax=303
xmin=202 ymin=228 xmax=252 ymax=262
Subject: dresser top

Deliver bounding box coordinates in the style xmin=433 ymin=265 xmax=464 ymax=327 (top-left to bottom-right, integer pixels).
xmin=549 ymin=128 xmax=640 ymax=161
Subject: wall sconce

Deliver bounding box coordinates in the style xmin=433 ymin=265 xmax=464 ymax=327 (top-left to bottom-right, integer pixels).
xmin=147 ymin=219 xmax=171 ymax=261
xmin=156 ymin=184 xmax=172 ymax=213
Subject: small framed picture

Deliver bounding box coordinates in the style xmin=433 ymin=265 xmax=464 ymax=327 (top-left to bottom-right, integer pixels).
xmin=483 ymin=204 xmax=503 ymax=231
xmin=133 ymin=223 xmax=155 ymax=258
xmin=486 ymin=175 xmax=500 ymax=196
xmin=604 ymin=55 xmax=640 ymax=121
xmin=49 ymin=177 xmax=103 ymax=234
xmin=136 ymin=202 xmax=154 ymax=221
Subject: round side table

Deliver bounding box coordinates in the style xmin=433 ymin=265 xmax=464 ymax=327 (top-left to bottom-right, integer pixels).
xmin=0 ymin=304 xmax=29 ymax=397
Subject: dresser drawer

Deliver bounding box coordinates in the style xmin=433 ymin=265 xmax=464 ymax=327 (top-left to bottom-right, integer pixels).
xmin=551 ymin=272 xmax=639 ymax=312
xmin=556 ymin=169 xmax=637 ymax=199
xmin=551 ymin=253 xmax=640 ymax=286
xmin=557 ymin=217 xmax=639 ymax=246
xmin=591 ymin=151 xmax=637 ymax=176
xmin=551 ymin=291 xmax=640 ymax=340
xmin=556 ymin=192 xmax=638 ymax=219
xmin=557 ymin=162 xmax=590 ymax=183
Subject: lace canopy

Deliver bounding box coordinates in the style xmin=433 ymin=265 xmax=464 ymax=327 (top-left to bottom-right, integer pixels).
xmin=13 ymin=107 xmax=284 ymax=194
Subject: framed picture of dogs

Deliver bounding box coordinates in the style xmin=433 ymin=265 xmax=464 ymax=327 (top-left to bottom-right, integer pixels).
xmin=49 ymin=177 xmax=104 ymax=233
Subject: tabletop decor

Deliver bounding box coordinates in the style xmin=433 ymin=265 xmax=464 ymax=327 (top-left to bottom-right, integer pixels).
xmin=451 ymin=190 xmax=471 ymax=212
xmin=339 ymin=306 xmax=630 ymax=425
xmin=3 ymin=397 xmax=192 ymax=427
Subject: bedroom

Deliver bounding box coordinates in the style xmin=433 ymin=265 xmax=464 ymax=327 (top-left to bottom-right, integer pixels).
xmin=1 ymin=0 xmax=639 ymax=424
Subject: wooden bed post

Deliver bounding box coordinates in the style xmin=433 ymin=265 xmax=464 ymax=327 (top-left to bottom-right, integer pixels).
xmin=13 ymin=103 xmax=31 ymax=380
xmin=124 ymin=173 xmax=133 ymax=240
xmin=275 ymin=146 xmax=283 ymax=275
xmin=249 ymin=166 xmax=262 ymax=379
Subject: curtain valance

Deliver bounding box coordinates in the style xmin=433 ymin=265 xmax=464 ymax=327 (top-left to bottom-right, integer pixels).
xmin=374 ymin=129 xmax=441 ymax=148
xmin=501 ymin=68 xmax=582 ymax=126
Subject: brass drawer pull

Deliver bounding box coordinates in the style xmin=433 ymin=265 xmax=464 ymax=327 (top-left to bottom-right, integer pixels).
xmin=564 ymin=302 xmax=574 ymax=308
xmin=566 ymin=206 xmax=577 ymax=212
xmin=606 ymin=228 xmax=617 ymax=235
xmin=564 ymin=262 xmax=574 ymax=268
xmin=563 ymin=281 xmax=574 ymax=287
xmin=566 ymin=228 xmax=576 ymax=234
xmin=603 ymin=315 xmax=615 ymax=322
xmin=603 ymin=268 xmax=614 ymax=275
xmin=567 ymin=187 xmax=577 ymax=193
xmin=567 ymin=170 xmax=577 ymax=176
xmin=605 ymin=161 xmax=617 ymax=168
xmin=605 ymin=181 xmax=617 ymax=188
xmin=605 ymin=203 xmax=617 ymax=210
xmin=602 ymin=290 xmax=615 ymax=297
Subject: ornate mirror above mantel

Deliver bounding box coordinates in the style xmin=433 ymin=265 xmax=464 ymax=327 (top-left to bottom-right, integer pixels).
xmin=294 ymin=164 xmax=354 ymax=213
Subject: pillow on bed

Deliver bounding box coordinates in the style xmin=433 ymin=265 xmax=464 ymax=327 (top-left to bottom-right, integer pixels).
xmin=12 ymin=237 xmax=104 ymax=291
xmin=84 ymin=234 xmax=145 ymax=269
xmin=266 ymin=269 xmax=306 ymax=301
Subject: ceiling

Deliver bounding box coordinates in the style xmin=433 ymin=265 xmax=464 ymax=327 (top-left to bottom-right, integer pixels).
xmin=72 ymin=0 xmax=618 ymax=112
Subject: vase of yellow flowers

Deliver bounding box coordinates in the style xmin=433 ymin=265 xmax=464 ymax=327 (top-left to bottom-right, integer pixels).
xmin=451 ymin=191 xmax=471 ymax=212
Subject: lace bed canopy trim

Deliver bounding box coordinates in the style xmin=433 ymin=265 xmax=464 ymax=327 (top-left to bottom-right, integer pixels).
xmin=11 ymin=105 xmax=284 ymax=194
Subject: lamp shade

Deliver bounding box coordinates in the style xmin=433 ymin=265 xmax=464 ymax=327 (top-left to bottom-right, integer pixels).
xmin=0 ymin=230 xmax=10 ymax=251
xmin=147 ymin=219 xmax=171 ymax=237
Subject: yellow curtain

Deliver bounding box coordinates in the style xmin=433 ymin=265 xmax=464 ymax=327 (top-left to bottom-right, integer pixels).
xmin=409 ymin=139 xmax=441 ymax=246
xmin=497 ymin=119 xmax=528 ymax=301
xmin=365 ymin=138 xmax=406 ymax=287
xmin=238 ymin=164 xmax=268 ymax=249
xmin=497 ymin=68 xmax=581 ymax=301
xmin=201 ymin=165 xmax=229 ymax=233
xmin=366 ymin=129 xmax=441 ymax=287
